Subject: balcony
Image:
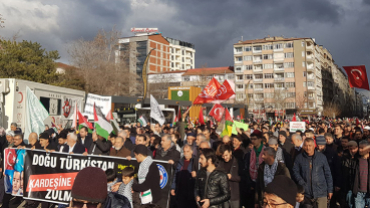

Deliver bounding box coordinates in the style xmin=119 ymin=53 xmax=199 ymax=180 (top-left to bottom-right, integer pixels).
xmin=308 ymin=97 xmax=315 ymax=100
xmin=253 ymin=49 xmax=262 ymax=53
xmin=254 ymin=98 xmax=264 ymax=102
xmin=307 ymin=76 xmax=315 ymax=80
xmin=306 ymin=44 xmax=314 ymax=51
xmin=234 ymin=48 xmax=242 ymax=54
xmin=236 ymin=87 xmax=245 ymax=92
xmin=235 ymin=79 xmax=244 ymax=83
xmin=274 ymin=77 xmax=285 ymax=82
xmin=307 ymin=86 xmax=315 ymax=90
xmin=253 ymin=78 xmax=263 ymax=82
xmin=253 ymin=68 xmax=263 ymax=72
xmin=254 ymin=88 xmax=264 ymax=91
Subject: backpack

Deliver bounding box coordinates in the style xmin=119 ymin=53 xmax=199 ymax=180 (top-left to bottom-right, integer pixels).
xmin=105 ymin=192 xmax=131 ymax=208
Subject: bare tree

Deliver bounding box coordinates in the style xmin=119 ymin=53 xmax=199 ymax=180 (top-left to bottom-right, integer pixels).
xmin=295 ymin=92 xmax=308 ymax=114
xmin=67 ymin=26 xmax=140 ymax=96
xmin=148 ymin=74 xmax=176 ymax=99
xmin=323 ymin=103 xmax=342 ymax=118
xmin=0 ymin=14 xmax=5 ymax=28
xmin=273 ymin=89 xmax=287 ymax=112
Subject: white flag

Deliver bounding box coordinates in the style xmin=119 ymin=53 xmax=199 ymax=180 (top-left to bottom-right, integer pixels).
xmin=150 ymin=95 xmax=165 ymax=125
xmin=24 ymin=86 xmax=49 ymax=142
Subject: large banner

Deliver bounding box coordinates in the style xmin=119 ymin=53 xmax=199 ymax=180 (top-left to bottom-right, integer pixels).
xmin=84 ymin=93 xmax=112 ymax=120
xmin=4 ymin=148 xmax=172 ymax=207
xmin=289 ymin=121 xmax=306 ymax=132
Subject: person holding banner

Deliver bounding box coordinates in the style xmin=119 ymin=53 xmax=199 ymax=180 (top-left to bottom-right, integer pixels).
xmin=87 ymin=132 xmax=112 ymax=156
xmin=63 ymin=133 xmax=86 ymax=154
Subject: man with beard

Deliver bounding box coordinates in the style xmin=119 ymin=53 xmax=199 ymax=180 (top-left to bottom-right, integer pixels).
xmin=195 ymin=148 xmax=230 ymax=208
xmin=109 ymin=136 xmax=131 ymax=157
xmin=154 ymin=134 xmax=180 ymax=166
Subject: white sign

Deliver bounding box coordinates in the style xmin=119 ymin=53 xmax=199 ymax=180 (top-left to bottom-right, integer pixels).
xmin=84 ymin=93 xmax=112 ymax=120
xmin=289 ymin=122 xmax=306 ymax=132
xmin=131 ymin=28 xmax=159 ymax=33
xmin=119 ymin=39 xmax=130 ymax=43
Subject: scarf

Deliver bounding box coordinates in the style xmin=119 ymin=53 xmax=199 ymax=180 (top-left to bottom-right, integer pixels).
xmin=118 ymin=180 xmax=134 ymax=208
xmin=275 ymin=147 xmax=284 ymax=163
xmin=138 ymin=156 xmax=154 ymax=204
xmin=264 ymin=161 xmax=278 ymax=187
xmin=249 ymin=144 xmax=265 ymax=181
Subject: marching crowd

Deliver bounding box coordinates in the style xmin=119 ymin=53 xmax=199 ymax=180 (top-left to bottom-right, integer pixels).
xmin=0 ymin=117 xmax=370 ymax=208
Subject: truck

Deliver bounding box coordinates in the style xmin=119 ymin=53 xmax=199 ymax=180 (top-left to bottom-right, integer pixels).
xmin=0 ymin=79 xmax=86 ymax=131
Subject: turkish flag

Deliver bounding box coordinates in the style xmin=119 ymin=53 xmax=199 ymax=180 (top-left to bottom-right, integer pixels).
xmin=292 ymin=113 xmax=297 ymax=121
xmin=193 ymin=78 xmax=221 ymax=104
xmin=77 ymin=110 xmax=93 ymax=129
xmin=209 ymin=104 xmax=225 ymax=122
xmin=214 ymin=79 xmax=235 ymax=101
xmin=343 ymin=65 xmax=370 ymax=90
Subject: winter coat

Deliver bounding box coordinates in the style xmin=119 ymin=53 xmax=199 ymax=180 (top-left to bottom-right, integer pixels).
xmin=110 ymin=146 xmax=131 ymax=158
xmin=194 ymin=167 xmax=231 ymax=208
xmin=293 ymin=150 xmax=333 ymax=199
xmin=218 ymin=157 xmax=240 ymax=201
xmin=88 ymin=139 xmax=112 ymax=155
xmin=322 ymin=145 xmax=342 ymax=188
xmin=341 ymin=150 xmax=358 ymax=192
xmin=353 ymin=158 xmax=370 ymax=195
xmin=155 ymin=145 xmax=181 ymax=167
xmin=104 ymin=192 xmax=131 ymax=208
xmin=171 ymin=157 xmax=197 ymax=208
xmin=255 ymin=162 xmax=291 ymax=205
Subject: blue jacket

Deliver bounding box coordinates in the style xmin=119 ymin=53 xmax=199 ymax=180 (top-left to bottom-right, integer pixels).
xmin=171 ymin=157 xmax=194 ymax=190
xmin=293 ymin=150 xmax=333 ymax=198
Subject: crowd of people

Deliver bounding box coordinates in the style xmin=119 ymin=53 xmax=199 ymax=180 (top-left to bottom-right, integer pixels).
xmin=0 ymin=117 xmax=369 ymax=208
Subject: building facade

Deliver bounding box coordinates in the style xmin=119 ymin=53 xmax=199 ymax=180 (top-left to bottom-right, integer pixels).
xmin=165 ymin=37 xmax=195 ymax=71
xmin=181 ymin=66 xmax=235 ymax=88
xmin=233 ymin=36 xmax=353 ymax=118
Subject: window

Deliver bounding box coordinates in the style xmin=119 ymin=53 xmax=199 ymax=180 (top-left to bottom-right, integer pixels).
xmin=274 ymin=43 xmax=283 ymax=50
xmin=236 ymin=84 xmax=244 ymax=89
xmin=286 ymin=82 xmax=295 ymax=88
xmin=236 ymin=93 xmax=245 ymax=99
xmin=263 ymin=64 xmax=273 ymax=69
xmin=236 ymin=75 xmax=243 ymax=80
xmin=263 ymin=44 xmax=273 ymax=50
xmin=183 ymin=76 xmax=190 ymax=81
xmin=182 ymin=57 xmax=184 ymax=62
xmin=301 ymin=41 xmax=305 ymax=47
xmin=245 ymin=65 xmax=253 ymax=70
xmin=253 ymin=46 xmax=262 ymax=51
xmin=264 ymin=93 xmax=274 ymax=98
xmin=235 ymin=56 xmax=242 ymax=62
xmin=302 ymin=51 xmax=305 ymax=57
xmin=245 ymin=46 xmax=252 ymax=51
xmin=264 ymin=83 xmax=274 ymax=88
xmin=182 ymin=64 xmax=184 ymax=69
xmin=254 ymin=74 xmax=263 ymax=79
xmin=263 ymin=54 xmax=273 ymax=60
xmin=254 ymin=64 xmax=263 ymax=70
xmin=227 ymin=74 xmax=234 ymax=79
xmin=235 ymin=67 xmax=242 ymax=72
xmin=303 ymin=82 xmax=314 ymax=87
xmin=171 ymin=48 xmax=174 ymax=53
xmin=182 ymin=50 xmax=185 ymax=55
xmin=235 ymin=47 xmax=242 ymax=53
xmin=171 ymin=63 xmax=174 ymax=68
xmin=171 ymin=56 xmax=174 ymax=60
xmin=264 ymin=73 xmax=274 ymax=79
xmin=284 ymin=62 xmax=294 ymax=68
xmin=303 ymin=72 xmax=307 ymax=77
xmin=244 ymin=55 xmax=252 ymax=61
xmin=284 ymin=52 xmax=294 ymax=58
xmin=287 ymin=92 xmax=296 ymax=98
xmin=255 ymin=84 xmax=263 ymax=89
xmin=285 ymin=42 xmax=294 ymax=48
xmin=302 ymin=62 xmax=306 ymax=67
xmin=245 ymin=74 xmax=253 ymax=80
xmin=285 ymin=102 xmax=296 ymax=109
xmin=248 ymin=84 xmax=253 ymax=89
xmin=285 ymin=72 xmax=295 ymax=78
xmin=275 ymin=83 xmax=285 ymax=88
xmin=247 ymin=93 xmax=253 ymax=98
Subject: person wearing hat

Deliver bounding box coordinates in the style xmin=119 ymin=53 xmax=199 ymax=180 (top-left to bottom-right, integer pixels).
xmin=267 ymin=137 xmax=293 ymax=172
xmin=278 ymin=131 xmax=293 ymax=156
xmin=69 ymin=167 xmax=107 ymax=208
xmin=263 ymin=175 xmax=297 ymax=208
xmin=293 ymin=138 xmax=333 ymax=208
xmin=132 ymin=144 xmax=161 ymax=205
xmin=39 ymin=132 xmax=58 ymax=152
xmin=255 ymin=147 xmax=290 ymax=207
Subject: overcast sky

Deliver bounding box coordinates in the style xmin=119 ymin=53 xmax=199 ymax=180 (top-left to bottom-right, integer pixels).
xmin=1 ymin=0 xmax=370 ymax=97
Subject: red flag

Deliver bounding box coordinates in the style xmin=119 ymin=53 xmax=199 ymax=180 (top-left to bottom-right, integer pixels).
xmin=356 ymin=118 xmax=360 ymax=126
xmin=193 ymin=78 xmax=221 ymax=104
xmin=177 ymin=107 xmax=182 ymax=122
xmin=209 ymin=104 xmax=225 ymax=122
xmin=343 ymin=65 xmax=370 ymax=90
xmin=224 ymin=108 xmax=232 ymax=122
xmin=199 ymin=107 xmax=205 ymax=125
xmin=78 ymin=109 xmax=93 ymax=129
xmin=214 ymin=79 xmax=235 ymax=101
xmin=292 ymin=113 xmax=297 ymax=121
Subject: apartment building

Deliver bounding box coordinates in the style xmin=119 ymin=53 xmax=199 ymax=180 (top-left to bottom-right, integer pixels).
xmin=165 ymin=37 xmax=196 ymax=71
xmin=181 ymin=66 xmax=235 ymax=88
xmin=233 ymin=36 xmax=352 ymax=118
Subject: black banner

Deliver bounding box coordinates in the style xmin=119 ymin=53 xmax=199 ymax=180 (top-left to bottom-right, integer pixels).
xmin=8 ymin=149 xmax=172 ymax=207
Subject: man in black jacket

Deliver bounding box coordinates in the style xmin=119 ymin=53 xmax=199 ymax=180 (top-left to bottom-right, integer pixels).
xmin=86 ymin=132 xmax=112 ymax=155
xmin=195 ymin=148 xmax=230 ymax=208
xmin=342 ymin=141 xmax=359 ymax=208
xmin=77 ymin=127 xmax=92 ymax=150
xmin=154 ymin=134 xmax=180 ymax=166
xmin=63 ymin=133 xmax=86 ymax=154
xmin=132 ymin=145 xmax=161 ymax=205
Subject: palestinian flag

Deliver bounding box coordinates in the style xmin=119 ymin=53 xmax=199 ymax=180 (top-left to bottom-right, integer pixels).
xmin=138 ymin=115 xmax=148 ymax=127
xmin=106 ymin=109 xmax=119 ymax=135
xmin=77 ymin=109 xmax=93 ymax=133
xmin=94 ymin=103 xmax=113 ymax=140
xmin=174 ymin=107 xmax=182 ymax=125
xmin=217 ymin=108 xmax=233 ymax=137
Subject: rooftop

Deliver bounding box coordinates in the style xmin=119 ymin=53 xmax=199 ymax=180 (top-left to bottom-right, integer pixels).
xmin=182 ymin=66 xmax=234 ymax=76
xmin=234 ymin=36 xmax=313 ymax=45
xmin=148 ymin=70 xmax=187 ymax=75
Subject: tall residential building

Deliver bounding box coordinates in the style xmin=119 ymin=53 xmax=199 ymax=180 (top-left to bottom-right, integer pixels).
xmin=233 ymin=36 xmax=351 ymax=118
xmin=165 ymin=37 xmax=196 ymax=71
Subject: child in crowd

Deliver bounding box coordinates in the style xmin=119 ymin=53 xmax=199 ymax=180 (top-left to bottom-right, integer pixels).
xmin=106 ymin=169 xmax=117 ymax=193
xmin=295 ymin=185 xmax=312 ymax=208
xmin=112 ymin=167 xmax=135 ymax=208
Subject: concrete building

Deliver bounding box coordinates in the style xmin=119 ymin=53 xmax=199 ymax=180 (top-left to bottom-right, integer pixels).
xmin=165 ymin=37 xmax=195 ymax=71
xmin=233 ymin=36 xmax=353 ymax=118
xmin=181 ymin=66 xmax=235 ymax=88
